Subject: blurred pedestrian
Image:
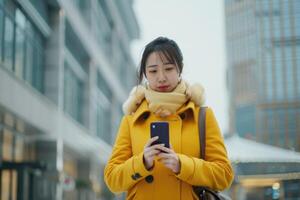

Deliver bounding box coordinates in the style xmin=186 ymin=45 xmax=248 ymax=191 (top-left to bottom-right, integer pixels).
xmin=104 ymin=37 xmax=233 ymax=200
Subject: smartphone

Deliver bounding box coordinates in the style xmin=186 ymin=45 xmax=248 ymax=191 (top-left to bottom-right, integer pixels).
xmin=150 ymin=122 xmax=170 ymax=148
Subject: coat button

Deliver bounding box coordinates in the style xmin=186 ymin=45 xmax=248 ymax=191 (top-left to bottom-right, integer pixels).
xmin=179 ymin=113 xmax=186 ymax=120
xmin=131 ymin=174 xmax=136 ymax=180
xmin=142 ymin=112 xmax=150 ymax=120
xmin=131 ymin=173 xmax=142 ymax=180
xmin=135 ymin=173 xmax=142 ymax=179
xmin=145 ymin=175 xmax=154 ymax=183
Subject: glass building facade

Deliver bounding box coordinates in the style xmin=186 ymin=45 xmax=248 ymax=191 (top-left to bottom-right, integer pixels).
xmin=225 ymin=0 xmax=300 ymax=151
xmin=225 ymin=0 xmax=300 ymax=199
xmin=0 ymin=0 xmax=45 ymax=93
xmin=0 ymin=0 xmax=139 ymax=199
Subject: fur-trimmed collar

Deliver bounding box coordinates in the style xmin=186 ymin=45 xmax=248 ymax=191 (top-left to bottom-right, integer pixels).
xmin=122 ymin=82 xmax=205 ymax=115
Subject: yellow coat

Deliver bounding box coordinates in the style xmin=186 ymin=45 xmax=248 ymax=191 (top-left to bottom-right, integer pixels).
xmin=104 ymin=100 xmax=234 ymax=200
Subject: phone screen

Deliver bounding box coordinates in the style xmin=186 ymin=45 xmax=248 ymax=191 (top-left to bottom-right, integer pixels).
xmin=150 ymin=122 xmax=170 ymax=148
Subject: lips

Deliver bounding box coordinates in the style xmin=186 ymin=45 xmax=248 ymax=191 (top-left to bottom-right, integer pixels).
xmin=157 ymin=85 xmax=169 ymax=91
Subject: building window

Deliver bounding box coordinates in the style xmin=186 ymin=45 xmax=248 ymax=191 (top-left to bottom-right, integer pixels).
xmin=63 ymin=63 xmax=83 ymax=123
xmin=295 ymin=5 xmax=300 ymax=37
xmin=0 ymin=118 xmax=31 ymax=200
xmin=28 ymin=0 xmax=49 ymax=24
xmin=3 ymin=14 xmax=13 ymax=71
xmin=15 ymin=9 xmax=25 ymax=79
xmin=97 ymin=72 xmax=112 ymax=100
xmin=287 ymin=109 xmax=297 ymax=149
xmin=98 ymin=0 xmax=113 ymax=57
xmin=265 ymin=56 xmax=273 ymax=101
xmin=274 ymin=48 xmax=284 ymax=101
xmin=65 ymin=21 xmax=88 ymax=71
xmin=93 ymin=0 xmax=111 ymax=51
xmin=97 ymin=104 xmax=111 ymax=144
xmin=285 ymin=56 xmax=294 ymax=100
xmin=0 ymin=8 xmax=3 ymax=62
xmin=24 ymin=37 xmax=33 ymax=80
xmin=235 ymin=105 xmax=255 ymax=139
xmin=2 ymin=128 xmax=13 ymax=161
xmin=0 ymin=3 xmax=45 ymax=93
xmin=96 ymin=72 xmax=112 ymax=143
xmin=277 ymin=109 xmax=286 ymax=148
xmin=298 ymin=57 xmax=300 ymax=98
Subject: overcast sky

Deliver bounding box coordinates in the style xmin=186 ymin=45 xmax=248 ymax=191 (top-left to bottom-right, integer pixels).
xmin=131 ymin=0 xmax=229 ymax=133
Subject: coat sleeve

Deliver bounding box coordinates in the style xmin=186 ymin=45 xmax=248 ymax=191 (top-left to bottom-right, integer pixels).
xmin=175 ymin=107 xmax=234 ymax=191
xmin=104 ymin=116 xmax=152 ymax=193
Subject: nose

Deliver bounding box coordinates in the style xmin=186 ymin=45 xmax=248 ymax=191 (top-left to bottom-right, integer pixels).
xmin=157 ymin=69 xmax=166 ymax=83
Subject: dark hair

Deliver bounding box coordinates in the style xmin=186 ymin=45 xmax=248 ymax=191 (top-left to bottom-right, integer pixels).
xmin=137 ymin=37 xmax=183 ymax=84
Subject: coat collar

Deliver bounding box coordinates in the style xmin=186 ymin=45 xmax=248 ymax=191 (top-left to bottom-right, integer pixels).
xmin=132 ymin=99 xmax=197 ymax=124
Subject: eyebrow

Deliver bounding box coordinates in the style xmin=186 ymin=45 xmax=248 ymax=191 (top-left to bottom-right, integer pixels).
xmin=146 ymin=64 xmax=158 ymax=68
xmin=146 ymin=62 xmax=175 ymax=68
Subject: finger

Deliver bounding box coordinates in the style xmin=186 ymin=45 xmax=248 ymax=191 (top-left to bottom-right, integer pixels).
xmin=165 ymin=164 xmax=176 ymax=171
xmin=161 ymin=161 xmax=175 ymax=170
xmin=144 ymin=147 xmax=159 ymax=155
xmin=162 ymin=161 xmax=173 ymax=168
xmin=157 ymin=152 xmax=172 ymax=159
xmin=145 ymin=136 xmax=159 ymax=147
xmin=155 ymin=145 xmax=172 ymax=153
xmin=163 ymin=159 xmax=178 ymax=168
xmin=158 ymin=157 xmax=170 ymax=164
xmin=150 ymin=143 xmax=165 ymax=150
xmin=145 ymin=149 xmax=161 ymax=157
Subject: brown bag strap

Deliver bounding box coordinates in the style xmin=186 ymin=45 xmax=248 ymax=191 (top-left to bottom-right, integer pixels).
xmin=195 ymin=107 xmax=229 ymax=200
xmin=198 ymin=107 xmax=207 ymax=160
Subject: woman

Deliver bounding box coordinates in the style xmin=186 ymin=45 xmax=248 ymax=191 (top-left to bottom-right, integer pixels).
xmin=104 ymin=37 xmax=233 ymax=200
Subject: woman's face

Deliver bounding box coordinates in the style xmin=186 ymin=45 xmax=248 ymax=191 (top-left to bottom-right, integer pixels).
xmin=145 ymin=52 xmax=180 ymax=92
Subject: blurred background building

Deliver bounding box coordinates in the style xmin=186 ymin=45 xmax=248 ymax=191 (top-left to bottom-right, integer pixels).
xmin=225 ymin=0 xmax=300 ymax=199
xmin=225 ymin=0 xmax=300 ymax=151
xmin=0 ymin=0 xmax=139 ymax=199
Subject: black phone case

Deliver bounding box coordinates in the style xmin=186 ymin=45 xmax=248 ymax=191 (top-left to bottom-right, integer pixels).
xmin=150 ymin=122 xmax=170 ymax=148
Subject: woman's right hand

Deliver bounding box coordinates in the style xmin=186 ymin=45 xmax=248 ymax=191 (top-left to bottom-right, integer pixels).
xmin=143 ymin=136 xmax=164 ymax=170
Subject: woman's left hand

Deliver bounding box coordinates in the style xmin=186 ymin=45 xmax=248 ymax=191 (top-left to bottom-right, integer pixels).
xmin=156 ymin=145 xmax=181 ymax=174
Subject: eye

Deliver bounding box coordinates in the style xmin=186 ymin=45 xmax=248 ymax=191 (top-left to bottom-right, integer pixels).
xmin=165 ymin=66 xmax=175 ymax=71
xmin=148 ymin=70 xmax=157 ymax=73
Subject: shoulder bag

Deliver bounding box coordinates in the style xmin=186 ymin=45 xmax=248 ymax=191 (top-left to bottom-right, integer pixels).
xmin=192 ymin=107 xmax=231 ymax=200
